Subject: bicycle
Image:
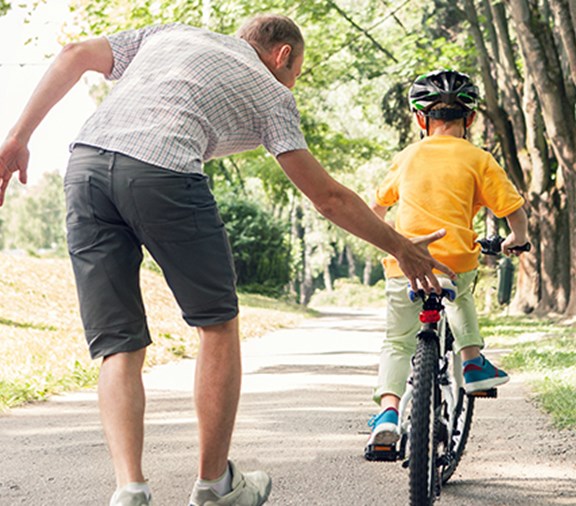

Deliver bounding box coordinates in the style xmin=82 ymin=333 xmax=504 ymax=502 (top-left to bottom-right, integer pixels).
xmin=365 ymin=236 xmax=530 ymax=505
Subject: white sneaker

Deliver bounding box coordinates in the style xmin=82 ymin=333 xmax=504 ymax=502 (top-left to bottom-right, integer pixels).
xmin=189 ymin=461 xmax=271 ymax=506
xmin=110 ymin=485 xmax=152 ymax=506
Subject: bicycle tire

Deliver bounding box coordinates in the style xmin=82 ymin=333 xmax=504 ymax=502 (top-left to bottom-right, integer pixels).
xmin=409 ymin=333 xmax=440 ymax=506
xmin=441 ymin=388 xmax=475 ymax=483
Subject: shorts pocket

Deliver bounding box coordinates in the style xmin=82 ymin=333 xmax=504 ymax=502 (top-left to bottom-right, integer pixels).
xmin=64 ymin=174 xmax=99 ymax=253
xmin=129 ymin=174 xmax=214 ymax=242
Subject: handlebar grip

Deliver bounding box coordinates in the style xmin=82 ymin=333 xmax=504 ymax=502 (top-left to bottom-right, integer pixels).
xmin=509 ymin=242 xmax=531 ymax=253
xmin=478 ymin=235 xmax=531 ymax=255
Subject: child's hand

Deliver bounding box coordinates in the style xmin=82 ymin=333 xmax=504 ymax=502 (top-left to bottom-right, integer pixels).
xmin=501 ymin=233 xmax=530 ymax=256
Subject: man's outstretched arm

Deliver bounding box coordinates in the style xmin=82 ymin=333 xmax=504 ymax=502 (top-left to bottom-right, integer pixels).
xmin=0 ymin=37 xmax=113 ymax=206
xmin=277 ymin=149 xmax=455 ymax=292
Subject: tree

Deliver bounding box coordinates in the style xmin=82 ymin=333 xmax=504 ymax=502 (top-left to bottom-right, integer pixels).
xmin=217 ymin=195 xmax=292 ymax=295
xmin=57 ymin=0 xmax=576 ymax=311
xmin=0 ymin=172 xmax=66 ymax=254
xmin=0 ymin=0 xmax=10 ymax=16
xmin=456 ymin=0 xmax=576 ymax=315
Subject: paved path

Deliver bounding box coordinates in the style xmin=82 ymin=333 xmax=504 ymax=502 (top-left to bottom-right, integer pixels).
xmin=0 ymin=308 xmax=575 ymax=505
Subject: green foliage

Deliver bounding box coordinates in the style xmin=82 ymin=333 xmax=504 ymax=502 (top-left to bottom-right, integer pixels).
xmin=533 ymin=379 xmax=576 ymax=430
xmin=217 ymin=195 xmax=291 ymax=295
xmin=482 ymin=315 xmax=576 ymax=429
xmin=0 ymin=0 xmax=9 ymax=16
xmin=0 ymin=172 xmax=66 ymax=254
xmin=309 ymin=278 xmax=386 ymax=308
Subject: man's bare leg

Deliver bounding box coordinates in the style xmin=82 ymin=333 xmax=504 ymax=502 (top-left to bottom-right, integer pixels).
xmin=195 ymin=317 xmax=242 ymax=480
xmin=98 ymin=348 xmax=147 ymax=486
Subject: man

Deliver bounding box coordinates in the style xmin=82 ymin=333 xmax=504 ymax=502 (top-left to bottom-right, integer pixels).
xmin=0 ymin=14 xmax=454 ymax=506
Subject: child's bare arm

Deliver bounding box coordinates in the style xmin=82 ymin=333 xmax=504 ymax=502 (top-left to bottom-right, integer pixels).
xmin=502 ymin=207 xmax=529 ymax=255
xmin=371 ymin=202 xmax=396 ymax=228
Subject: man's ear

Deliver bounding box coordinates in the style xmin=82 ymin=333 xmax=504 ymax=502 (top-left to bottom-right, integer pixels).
xmin=466 ymin=111 xmax=476 ymax=127
xmin=275 ymin=44 xmax=292 ymax=67
xmin=415 ymin=112 xmax=427 ymax=130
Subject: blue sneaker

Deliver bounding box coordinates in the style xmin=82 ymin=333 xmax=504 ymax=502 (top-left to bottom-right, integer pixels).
xmin=463 ymin=355 xmax=509 ymax=393
xmin=367 ymin=407 xmax=400 ymax=445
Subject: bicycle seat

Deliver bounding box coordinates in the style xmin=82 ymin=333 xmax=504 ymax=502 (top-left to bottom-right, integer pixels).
xmin=408 ymin=277 xmax=457 ymax=302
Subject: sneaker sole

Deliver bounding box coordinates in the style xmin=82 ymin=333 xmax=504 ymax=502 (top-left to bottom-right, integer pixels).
xmin=465 ymin=375 xmax=510 ymax=394
xmin=367 ymin=423 xmax=400 ymax=445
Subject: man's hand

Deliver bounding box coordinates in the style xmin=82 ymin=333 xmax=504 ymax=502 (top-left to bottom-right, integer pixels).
xmin=0 ymin=136 xmax=29 ymax=206
xmin=395 ymin=229 xmax=456 ymax=293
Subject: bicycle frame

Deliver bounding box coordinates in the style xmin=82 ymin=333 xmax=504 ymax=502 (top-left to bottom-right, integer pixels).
xmin=365 ymin=280 xmax=476 ymax=505
xmin=398 ymin=287 xmax=464 ymax=459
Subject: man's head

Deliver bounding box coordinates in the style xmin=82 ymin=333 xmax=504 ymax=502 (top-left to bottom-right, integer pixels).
xmin=237 ymin=14 xmax=304 ymax=89
xmin=408 ymin=70 xmax=479 ymax=137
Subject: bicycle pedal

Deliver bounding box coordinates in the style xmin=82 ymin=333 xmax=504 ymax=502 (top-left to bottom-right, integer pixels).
xmin=364 ymin=443 xmax=398 ymax=462
xmin=468 ymin=388 xmax=498 ymax=398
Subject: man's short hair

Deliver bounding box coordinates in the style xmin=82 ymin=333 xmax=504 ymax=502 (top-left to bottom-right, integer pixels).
xmin=237 ymin=14 xmax=304 ymax=58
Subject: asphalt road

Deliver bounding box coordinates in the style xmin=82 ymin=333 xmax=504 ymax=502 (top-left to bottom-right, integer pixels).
xmin=0 ymin=308 xmax=575 ymax=505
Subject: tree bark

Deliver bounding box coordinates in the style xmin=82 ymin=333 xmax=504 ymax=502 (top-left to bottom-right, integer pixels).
xmin=463 ymin=0 xmax=526 ymax=190
xmin=507 ymin=0 xmax=576 ymax=315
xmin=549 ymin=0 xmax=576 ymax=87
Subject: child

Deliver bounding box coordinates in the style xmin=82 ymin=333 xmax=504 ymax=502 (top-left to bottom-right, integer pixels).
xmin=367 ymin=70 xmax=529 ymax=447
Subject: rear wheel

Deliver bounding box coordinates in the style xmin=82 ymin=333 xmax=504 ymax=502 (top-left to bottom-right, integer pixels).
xmin=409 ymin=334 xmax=440 ymax=506
xmin=441 ymin=388 xmax=475 ymax=483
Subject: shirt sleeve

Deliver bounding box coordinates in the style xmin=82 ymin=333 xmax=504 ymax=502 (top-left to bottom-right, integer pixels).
xmin=262 ymin=95 xmax=308 ymax=157
xmin=375 ymin=160 xmax=400 ymax=207
xmin=477 ymin=153 xmax=525 ymax=218
xmin=105 ymin=23 xmax=181 ymax=81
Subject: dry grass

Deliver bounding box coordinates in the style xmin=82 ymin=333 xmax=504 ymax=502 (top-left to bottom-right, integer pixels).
xmin=0 ymin=253 xmax=310 ymax=410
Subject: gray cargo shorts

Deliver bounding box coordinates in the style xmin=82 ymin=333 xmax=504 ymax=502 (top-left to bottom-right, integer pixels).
xmin=65 ymin=145 xmax=238 ymax=359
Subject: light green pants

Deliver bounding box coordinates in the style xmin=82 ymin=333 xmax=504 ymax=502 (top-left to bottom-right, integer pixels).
xmin=373 ymin=270 xmax=484 ymax=402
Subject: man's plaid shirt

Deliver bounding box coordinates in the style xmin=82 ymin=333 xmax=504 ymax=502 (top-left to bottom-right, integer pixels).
xmin=74 ymin=24 xmax=308 ymax=173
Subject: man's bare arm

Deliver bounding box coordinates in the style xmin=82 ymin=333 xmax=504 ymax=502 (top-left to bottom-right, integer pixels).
xmin=277 ymin=149 xmax=455 ymax=291
xmin=0 ymin=37 xmax=113 ymax=206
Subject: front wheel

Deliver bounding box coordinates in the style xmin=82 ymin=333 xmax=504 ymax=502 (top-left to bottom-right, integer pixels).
xmin=409 ymin=334 xmax=440 ymax=506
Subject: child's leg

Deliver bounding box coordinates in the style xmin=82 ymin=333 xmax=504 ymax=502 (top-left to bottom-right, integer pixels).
xmin=445 ymin=270 xmax=484 ymax=355
xmin=447 ymin=270 xmax=509 ymax=392
xmin=373 ymin=276 xmax=421 ymax=405
xmin=368 ymin=278 xmax=419 ymax=446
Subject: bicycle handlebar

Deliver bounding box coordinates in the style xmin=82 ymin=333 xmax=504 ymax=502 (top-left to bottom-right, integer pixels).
xmin=477 ymin=235 xmax=531 ymax=256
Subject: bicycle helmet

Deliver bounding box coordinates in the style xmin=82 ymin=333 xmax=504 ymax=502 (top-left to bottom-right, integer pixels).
xmin=408 ymin=69 xmax=479 ymax=120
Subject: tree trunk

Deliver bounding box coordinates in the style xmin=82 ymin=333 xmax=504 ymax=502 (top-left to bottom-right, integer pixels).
xmin=463 ymin=0 xmax=526 ymax=190
xmin=363 ymin=256 xmax=373 ymax=285
xmin=345 ymin=245 xmax=356 ymax=279
xmin=549 ymin=0 xmax=576 ymax=98
xmin=324 ymin=263 xmax=333 ymax=292
xmin=507 ymin=0 xmax=576 ymax=315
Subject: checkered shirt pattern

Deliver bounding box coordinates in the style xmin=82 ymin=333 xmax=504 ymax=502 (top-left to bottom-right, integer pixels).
xmin=74 ymin=23 xmax=308 ymax=173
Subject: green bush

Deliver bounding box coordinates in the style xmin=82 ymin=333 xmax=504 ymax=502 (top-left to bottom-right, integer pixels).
xmin=217 ymin=196 xmax=291 ymax=295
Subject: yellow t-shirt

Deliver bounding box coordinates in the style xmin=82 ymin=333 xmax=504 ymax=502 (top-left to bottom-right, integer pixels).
xmin=375 ymin=135 xmax=525 ymax=278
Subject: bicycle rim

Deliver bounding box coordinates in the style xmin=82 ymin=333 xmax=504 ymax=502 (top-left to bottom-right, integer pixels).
xmin=409 ymin=337 xmax=440 ymax=506
xmin=441 ymin=388 xmax=475 ymax=484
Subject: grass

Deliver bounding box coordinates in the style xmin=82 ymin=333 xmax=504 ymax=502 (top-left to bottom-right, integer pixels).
xmin=0 ymin=253 xmax=312 ymax=412
xmin=481 ymin=315 xmax=576 ymax=429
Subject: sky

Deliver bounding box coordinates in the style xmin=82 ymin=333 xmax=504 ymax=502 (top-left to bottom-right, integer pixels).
xmin=0 ymin=0 xmax=96 ymax=186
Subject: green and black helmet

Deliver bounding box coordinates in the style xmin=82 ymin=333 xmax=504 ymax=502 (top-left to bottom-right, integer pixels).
xmin=408 ymin=69 xmax=479 ymax=120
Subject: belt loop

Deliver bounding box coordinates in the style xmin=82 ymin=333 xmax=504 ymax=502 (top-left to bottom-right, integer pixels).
xmin=108 ymin=152 xmax=116 ymax=172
